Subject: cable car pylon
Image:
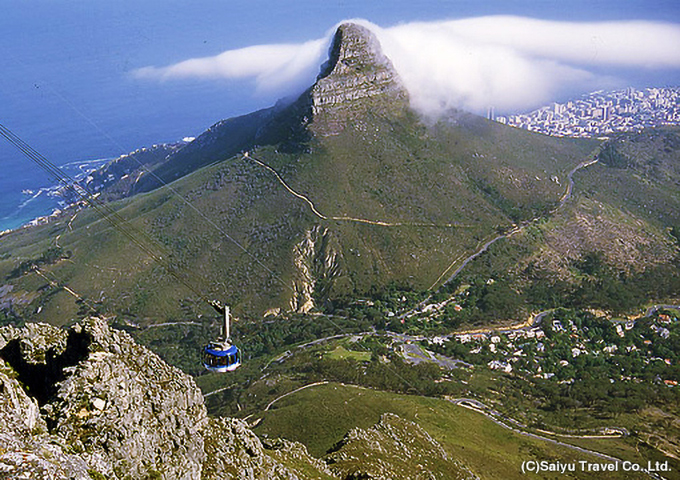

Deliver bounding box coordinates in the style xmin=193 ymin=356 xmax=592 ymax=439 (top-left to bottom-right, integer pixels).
xmin=202 ymin=301 xmax=242 ymax=372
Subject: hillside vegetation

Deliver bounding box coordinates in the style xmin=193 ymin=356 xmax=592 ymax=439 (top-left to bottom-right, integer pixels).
xmin=0 ymin=26 xmax=675 ymax=348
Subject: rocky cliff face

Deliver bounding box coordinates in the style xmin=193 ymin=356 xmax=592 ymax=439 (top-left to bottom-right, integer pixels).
xmin=309 ymin=23 xmax=409 ymax=135
xmin=290 ymin=226 xmax=344 ymax=313
xmin=325 ymin=413 xmax=477 ymax=480
xmin=0 ymin=336 xmax=95 ymax=479
xmin=0 ymin=318 xmax=206 ymax=479
xmin=202 ymin=417 xmax=335 ymax=479
xmin=0 ymin=319 xmax=330 ymax=479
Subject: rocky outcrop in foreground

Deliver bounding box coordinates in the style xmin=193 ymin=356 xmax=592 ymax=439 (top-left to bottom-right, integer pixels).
xmin=0 ymin=318 xmax=330 ymax=479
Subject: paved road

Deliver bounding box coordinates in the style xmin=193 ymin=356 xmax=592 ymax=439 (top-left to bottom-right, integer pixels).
xmin=437 ymin=231 xmax=513 ymax=288
xmin=144 ymin=321 xmax=202 ymax=328
xmin=644 ymin=305 xmax=680 ymax=316
xmin=430 ymin=157 xmax=599 ymax=291
xmin=263 ymin=381 xmax=330 ymax=411
xmin=399 ymin=342 xmax=472 ymax=369
xmin=559 ymin=158 xmax=599 ymax=207
xmin=245 ymin=378 xmax=663 ymax=480
xmin=450 ymin=398 xmax=667 ymax=479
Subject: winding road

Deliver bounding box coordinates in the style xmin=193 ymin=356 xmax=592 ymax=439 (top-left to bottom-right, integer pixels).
xmin=430 ymin=157 xmax=599 ymax=290
xmin=451 ymin=397 xmax=666 ymax=480
xmin=246 ymin=379 xmax=665 ymax=479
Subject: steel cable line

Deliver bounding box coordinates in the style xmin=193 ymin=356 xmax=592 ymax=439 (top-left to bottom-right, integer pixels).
xmin=32 ymin=265 xmax=100 ymax=316
xmin=36 ymin=86 xmax=294 ymax=294
xmin=0 ymin=123 xmax=214 ymax=304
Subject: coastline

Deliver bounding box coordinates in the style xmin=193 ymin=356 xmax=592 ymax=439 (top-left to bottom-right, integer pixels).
xmin=0 ymin=140 xmax=190 ymax=236
xmin=0 ymin=157 xmax=112 ymax=235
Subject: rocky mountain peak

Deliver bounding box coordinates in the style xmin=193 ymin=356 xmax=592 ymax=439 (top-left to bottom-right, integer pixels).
xmin=310 ymin=23 xmax=408 ymax=134
xmin=130 ymin=23 xmax=410 ymax=188
xmin=318 ymin=23 xmax=394 ymax=80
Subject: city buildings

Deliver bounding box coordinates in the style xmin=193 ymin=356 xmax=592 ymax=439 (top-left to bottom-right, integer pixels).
xmin=495 ymin=87 xmax=680 ymax=138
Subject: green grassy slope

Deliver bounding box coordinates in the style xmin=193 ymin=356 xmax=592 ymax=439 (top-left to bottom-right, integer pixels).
xmin=247 ymin=108 xmax=596 ymax=296
xmin=254 ymin=382 xmax=653 ymax=480
xmin=581 ymin=127 xmax=680 ymax=229
xmin=0 ymin=155 xmax=311 ymax=323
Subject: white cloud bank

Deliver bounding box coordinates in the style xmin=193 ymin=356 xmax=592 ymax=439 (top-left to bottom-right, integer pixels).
xmin=135 ymin=16 xmax=680 ymax=116
xmin=135 ymin=39 xmax=329 ymax=94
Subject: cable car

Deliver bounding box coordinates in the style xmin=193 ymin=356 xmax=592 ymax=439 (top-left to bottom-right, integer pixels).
xmin=203 ymin=302 xmax=242 ymax=372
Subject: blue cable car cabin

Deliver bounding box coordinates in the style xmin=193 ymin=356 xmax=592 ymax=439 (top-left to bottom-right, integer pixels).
xmin=202 ymin=341 xmax=242 ymax=372
xmin=203 ymin=302 xmax=242 ymax=372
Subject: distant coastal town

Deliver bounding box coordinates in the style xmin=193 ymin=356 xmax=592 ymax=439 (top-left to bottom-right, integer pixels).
xmin=494 ymin=87 xmax=680 ymax=138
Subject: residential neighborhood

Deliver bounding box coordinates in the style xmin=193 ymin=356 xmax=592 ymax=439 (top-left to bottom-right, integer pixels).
xmin=424 ymin=308 xmax=680 ymax=390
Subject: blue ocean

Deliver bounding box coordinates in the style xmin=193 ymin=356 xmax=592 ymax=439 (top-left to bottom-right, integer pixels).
xmin=0 ymin=2 xmax=296 ymax=232
xmin=0 ymin=80 xmax=267 ymax=232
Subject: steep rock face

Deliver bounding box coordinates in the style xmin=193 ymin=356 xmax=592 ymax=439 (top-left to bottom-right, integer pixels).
xmin=0 ymin=318 xmax=206 ymax=479
xmin=290 ymin=226 xmax=344 ymax=313
xmin=0 ymin=365 xmax=95 ymax=479
xmin=47 ymin=319 xmax=207 ymax=479
xmin=0 ymin=324 xmax=94 ymax=478
xmin=0 ymin=366 xmax=44 ymax=438
xmin=310 ymin=23 xmax=409 ymax=135
xmin=325 ymin=413 xmax=477 ymax=480
xmin=203 ymin=417 xmax=334 ymax=480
